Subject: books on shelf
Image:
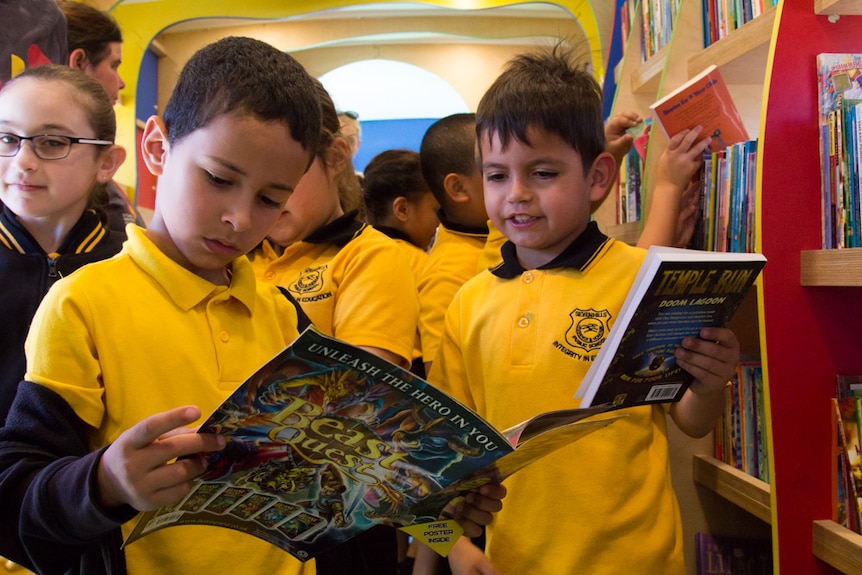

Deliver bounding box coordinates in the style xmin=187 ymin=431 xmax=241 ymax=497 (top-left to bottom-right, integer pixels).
xmin=694 ymin=532 xmax=772 ymax=575
xmin=650 ymin=65 xmax=749 ymax=153
xmin=815 ymin=53 xmax=862 ymax=249
xmin=641 ymin=0 xmax=681 ymax=62
xmin=616 ymin=119 xmax=650 ymax=225
xmin=714 ymin=361 xmax=768 ymax=482
xmin=124 ymin=326 xmax=622 ymax=561
xmin=575 ymin=246 xmax=765 ymax=409
xmin=701 ymin=0 xmax=778 ymax=48
xmin=692 ymin=139 xmax=759 ymax=253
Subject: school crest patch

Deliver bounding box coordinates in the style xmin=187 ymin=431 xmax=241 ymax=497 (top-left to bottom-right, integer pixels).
xmin=289 ymin=265 xmax=327 ymax=295
xmin=565 ymin=308 xmax=611 ymax=352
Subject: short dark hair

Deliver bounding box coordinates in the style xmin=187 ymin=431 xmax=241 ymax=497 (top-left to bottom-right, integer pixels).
xmin=162 ymin=36 xmax=321 ymax=158
xmin=362 ymin=149 xmax=430 ymax=225
xmin=57 ymin=1 xmax=123 ymax=67
xmin=419 ymin=113 xmax=477 ymax=205
xmin=476 ymin=43 xmax=604 ymax=170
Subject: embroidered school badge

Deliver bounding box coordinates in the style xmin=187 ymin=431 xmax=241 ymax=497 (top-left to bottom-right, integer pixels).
xmin=565 ymin=308 xmax=612 ymax=352
xmin=289 ymin=265 xmax=327 ymax=295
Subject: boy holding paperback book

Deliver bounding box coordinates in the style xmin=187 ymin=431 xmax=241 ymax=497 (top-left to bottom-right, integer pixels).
xmin=429 ymin=44 xmax=742 ymax=575
xmin=0 ymin=37 xmax=503 ymax=575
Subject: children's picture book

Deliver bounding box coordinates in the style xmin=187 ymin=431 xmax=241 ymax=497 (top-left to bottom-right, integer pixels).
xmin=694 ymin=532 xmax=772 ymax=575
xmin=124 ymin=327 xmax=621 ymax=561
xmin=649 ymin=64 xmax=749 ymax=152
xmin=575 ymin=246 xmax=766 ymax=408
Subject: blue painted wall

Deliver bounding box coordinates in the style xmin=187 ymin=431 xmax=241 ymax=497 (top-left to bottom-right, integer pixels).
xmin=353 ymin=118 xmax=438 ymax=172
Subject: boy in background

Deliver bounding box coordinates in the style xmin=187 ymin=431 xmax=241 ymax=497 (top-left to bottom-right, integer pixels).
xmin=429 ymin=45 xmax=739 ymax=575
xmin=0 ymin=36 xmax=502 ymax=575
xmin=416 ymin=113 xmax=487 ymax=376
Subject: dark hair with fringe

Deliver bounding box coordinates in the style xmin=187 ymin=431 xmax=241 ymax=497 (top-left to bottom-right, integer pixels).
xmin=3 ymin=65 xmax=117 ymax=211
xmin=57 ymin=1 xmax=123 ymax=66
xmin=476 ymin=43 xmax=605 ymax=170
xmin=419 ymin=113 xmax=477 ymax=205
xmin=362 ymin=149 xmax=430 ymax=225
xmin=162 ymin=37 xmax=321 ymax=160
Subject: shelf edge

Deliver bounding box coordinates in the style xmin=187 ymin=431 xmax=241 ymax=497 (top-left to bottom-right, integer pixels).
xmin=812 ymin=520 xmax=862 ymax=573
xmin=692 ymin=454 xmax=771 ymax=524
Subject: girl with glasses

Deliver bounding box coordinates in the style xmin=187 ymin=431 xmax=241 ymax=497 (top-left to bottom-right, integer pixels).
xmin=0 ymin=64 xmax=125 ymax=427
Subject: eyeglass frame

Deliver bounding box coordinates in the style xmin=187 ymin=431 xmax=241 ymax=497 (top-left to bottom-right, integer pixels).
xmin=0 ymin=132 xmax=114 ymax=160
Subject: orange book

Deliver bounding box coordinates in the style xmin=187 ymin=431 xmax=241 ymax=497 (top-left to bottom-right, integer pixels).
xmin=650 ymin=64 xmax=748 ymax=152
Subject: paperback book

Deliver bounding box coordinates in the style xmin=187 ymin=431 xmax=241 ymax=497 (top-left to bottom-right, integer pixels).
xmin=650 ymin=64 xmax=748 ymax=152
xmin=124 ymin=327 xmax=620 ymax=561
xmin=575 ymin=246 xmax=766 ymax=408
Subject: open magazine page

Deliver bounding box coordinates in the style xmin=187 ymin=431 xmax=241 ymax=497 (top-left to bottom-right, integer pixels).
xmin=125 ymin=327 xmax=512 ymax=561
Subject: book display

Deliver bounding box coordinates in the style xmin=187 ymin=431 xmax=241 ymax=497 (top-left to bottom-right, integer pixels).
xmin=602 ymin=0 xmax=862 ymax=573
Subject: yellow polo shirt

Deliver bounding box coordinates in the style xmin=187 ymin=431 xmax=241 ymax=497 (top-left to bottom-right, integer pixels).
xmin=25 ymin=225 xmax=313 ymax=575
xmin=417 ymin=223 xmax=487 ymax=365
xmin=250 ymin=219 xmax=418 ymax=366
xmin=430 ymin=224 xmax=685 ymax=575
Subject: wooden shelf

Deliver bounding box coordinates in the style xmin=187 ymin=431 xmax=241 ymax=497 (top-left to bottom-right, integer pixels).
xmin=687 ymin=7 xmax=775 ymax=83
xmin=692 ymin=454 xmax=771 ymax=524
xmin=600 ymin=221 xmax=640 ymax=246
xmin=815 ymin=0 xmax=862 ymax=15
xmin=812 ymin=520 xmax=862 ymax=573
xmin=800 ymin=248 xmax=862 ymax=286
xmin=631 ymin=45 xmax=667 ymax=95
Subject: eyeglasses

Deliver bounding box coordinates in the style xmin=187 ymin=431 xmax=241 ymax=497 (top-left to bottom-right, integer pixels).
xmin=0 ymin=133 xmax=114 ymax=160
xmin=339 ymin=110 xmax=359 ymax=120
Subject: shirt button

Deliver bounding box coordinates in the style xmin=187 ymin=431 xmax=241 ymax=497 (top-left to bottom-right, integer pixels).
xmin=523 ymin=272 xmax=534 ymax=283
xmin=265 ymin=271 xmax=276 ymax=280
xmin=220 ymin=330 xmax=230 ymax=342
xmin=517 ymin=316 xmax=530 ymax=328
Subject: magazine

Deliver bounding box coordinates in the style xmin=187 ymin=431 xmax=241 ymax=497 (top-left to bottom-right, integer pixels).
xmin=575 ymin=246 xmax=766 ymax=408
xmin=124 ymin=327 xmax=621 ymax=561
xmin=649 ymin=64 xmax=748 ymax=152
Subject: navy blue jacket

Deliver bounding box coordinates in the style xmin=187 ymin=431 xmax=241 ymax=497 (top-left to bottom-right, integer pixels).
xmin=0 ymin=206 xmax=124 ymax=426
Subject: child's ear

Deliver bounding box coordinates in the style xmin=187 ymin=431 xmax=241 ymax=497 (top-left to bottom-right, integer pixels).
xmin=141 ymin=116 xmax=169 ymax=176
xmin=96 ymin=145 xmax=127 ymax=184
xmin=392 ymin=196 xmax=411 ymax=222
xmin=588 ymin=152 xmax=617 ymax=205
xmin=443 ymin=173 xmax=468 ymax=204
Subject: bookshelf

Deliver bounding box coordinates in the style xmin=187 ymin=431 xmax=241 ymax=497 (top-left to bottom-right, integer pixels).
xmin=601 ymin=0 xmax=862 ymax=573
